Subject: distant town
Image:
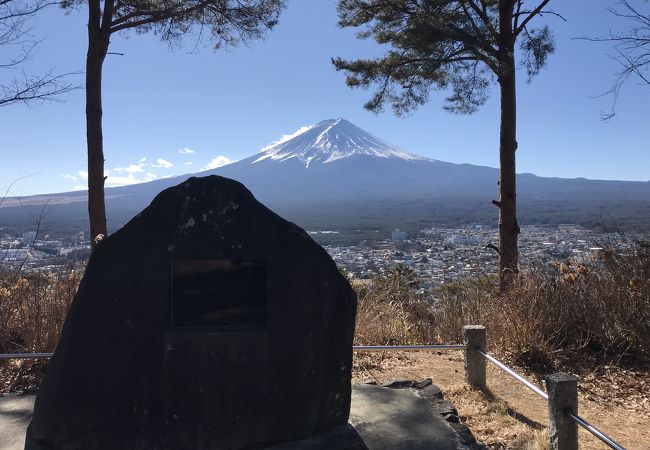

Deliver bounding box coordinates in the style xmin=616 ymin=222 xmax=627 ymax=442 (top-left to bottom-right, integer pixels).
xmin=322 ymin=224 xmax=623 ymax=290
xmin=0 ymin=230 xmax=90 ymax=271
xmin=2 ymin=223 xmax=629 ymax=289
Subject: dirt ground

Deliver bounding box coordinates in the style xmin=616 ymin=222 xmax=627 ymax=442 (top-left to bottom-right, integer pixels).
xmin=2 ymin=352 xmax=647 ymax=449
xmin=352 ymin=351 xmax=649 ymax=450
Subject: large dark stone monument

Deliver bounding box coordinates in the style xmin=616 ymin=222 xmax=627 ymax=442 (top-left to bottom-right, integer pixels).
xmin=26 ymin=176 xmax=357 ymax=449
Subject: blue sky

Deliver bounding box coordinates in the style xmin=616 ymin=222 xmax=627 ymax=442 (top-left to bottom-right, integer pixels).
xmin=1 ymin=0 xmax=649 ymax=197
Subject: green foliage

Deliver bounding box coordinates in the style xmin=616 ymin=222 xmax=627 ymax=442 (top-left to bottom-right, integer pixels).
xmin=520 ymin=25 xmax=555 ymax=80
xmin=376 ymin=263 xmax=421 ymax=289
xmin=333 ymin=0 xmax=556 ymax=115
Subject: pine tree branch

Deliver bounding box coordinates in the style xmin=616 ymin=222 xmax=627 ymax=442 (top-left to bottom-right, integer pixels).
xmin=464 ymin=0 xmax=498 ymax=40
xmin=513 ymin=0 xmax=523 ymax=31
xmin=459 ymin=1 xmax=499 ymax=58
xmin=514 ymin=0 xmax=552 ymax=37
xmin=109 ymin=1 xmax=211 ymax=34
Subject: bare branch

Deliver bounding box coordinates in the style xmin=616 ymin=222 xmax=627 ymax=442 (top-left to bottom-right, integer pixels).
xmin=0 ymin=0 xmax=57 ymax=21
xmin=0 ymin=174 xmax=37 ymax=208
xmin=0 ymin=38 xmax=39 ymax=69
xmin=577 ymin=0 xmax=650 ymax=119
xmin=0 ymin=69 xmax=77 ymax=107
xmin=17 ymin=198 xmax=49 ymax=272
xmin=1 ymin=0 xmax=77 ymax=106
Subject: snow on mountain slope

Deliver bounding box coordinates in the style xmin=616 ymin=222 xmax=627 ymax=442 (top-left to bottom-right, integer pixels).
xmin=253 ymin=118 xmax=429 ymax=167
xmin=4 ymin=118 xmax=649 ymax=235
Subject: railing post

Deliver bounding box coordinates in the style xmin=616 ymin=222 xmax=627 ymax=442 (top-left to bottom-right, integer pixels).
xmin=463 ymin=325 xmax=486 ymax=390
xmin=546 ymin=373 xmax=578 ymax=450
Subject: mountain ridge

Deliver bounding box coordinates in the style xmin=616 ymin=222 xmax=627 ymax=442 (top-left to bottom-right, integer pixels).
xmin=1 ymin=118 xmax=649 ymax=234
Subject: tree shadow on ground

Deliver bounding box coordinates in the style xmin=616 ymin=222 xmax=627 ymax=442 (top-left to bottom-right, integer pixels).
xmin=479 ymin=387 xmax=546 ymax=431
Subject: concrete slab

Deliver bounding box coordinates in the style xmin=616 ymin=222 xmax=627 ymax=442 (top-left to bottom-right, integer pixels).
xmin=350 ymin=384 xmax=474 ymax=450
xmin=0 ymin=395 xmax=34 ymax=450
xmin=2 ymin=384 xmax=480 ymax=450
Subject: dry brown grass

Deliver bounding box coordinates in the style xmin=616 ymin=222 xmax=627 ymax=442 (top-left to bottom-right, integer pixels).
xmin=446 ymin=384 xmax=549 ymax=450
xmin=0 ymin=266 xmax=82 ymax=354
xmin=352 ymin=241 xmax=649 ymax=370
xmin=353 ymin=264 xmax=437 ymax=345
xmin=431 ymin=243 xmax=650 ymax=369
xmin=351 ymin=243 xmax=649 ymax=448
xmin=352 ymin=351 xmax=648 ymax=449
xmin=1 ymin=244 xmax=648 ymax=446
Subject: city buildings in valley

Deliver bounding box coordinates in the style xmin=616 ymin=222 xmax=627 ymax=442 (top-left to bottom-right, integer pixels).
xmin=0 ymin=224 xmax=629 ymax=288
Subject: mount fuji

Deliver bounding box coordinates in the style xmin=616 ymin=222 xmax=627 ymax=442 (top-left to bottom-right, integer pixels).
xmin=209 ymin=118 xmax=502 ymax=205
xmin=2 ymin=118 xmax=649 ymax=235
xmin=253 ymin=118 xmax=426 ymax=166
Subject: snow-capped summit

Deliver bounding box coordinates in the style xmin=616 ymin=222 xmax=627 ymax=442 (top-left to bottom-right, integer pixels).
xmin=4 ymin=117 xmax=647 ymax=235
xmin=253 ymin=118 xmax=427 ymax=167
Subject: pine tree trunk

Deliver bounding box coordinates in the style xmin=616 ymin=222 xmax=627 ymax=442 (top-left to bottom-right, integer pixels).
xmin=497 ymin=3 xmax=520 ymax=293
xmin=86 ymin=1 xmax=109 ymax=248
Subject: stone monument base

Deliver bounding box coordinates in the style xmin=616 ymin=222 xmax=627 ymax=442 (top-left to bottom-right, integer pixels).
xmin=7 ymin=381 xmax=483 ymax=450
xmin=268 ymin=381 xmax=483 ymax=450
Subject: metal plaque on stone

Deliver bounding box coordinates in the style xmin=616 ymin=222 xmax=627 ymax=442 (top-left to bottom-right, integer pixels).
xmin=171 ymin=259 xmax=267 ymax=330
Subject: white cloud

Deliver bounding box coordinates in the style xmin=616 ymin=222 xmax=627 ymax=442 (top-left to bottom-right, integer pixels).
xmin=139 ymin=157 xmax=147 ymax=163
xmin=106 ymin=175 xmax=138 ymax=187
xmin=103 ymin=169 xmax=155 ymax=187
xmin=63 ymin=174 xmax=77 ymax=182
xmin=71 ymin=168 xmax=159 ymax=189
xmin=114 ymin=163 xmax=145 ymax=174
xmin=179 ymin=147 xmax=194 ymax=155
xmin=184 ymin=161 xmax=193 ymax=165
xmin=105 ymin=174 xmax=144 ymax=187
xmin=151 ymin=158 xmax=173 ymax=169
xmin=201 ymin=155 xmax=234 ymax=171
xmin=260 ymin=125 xmax=313 ymax=152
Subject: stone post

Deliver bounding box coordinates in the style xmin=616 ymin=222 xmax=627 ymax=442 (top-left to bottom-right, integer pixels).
xmin=546 ymin=373 xmax=578 ymax=450
xmin=463 ymin=325 xmax=486 ymax=389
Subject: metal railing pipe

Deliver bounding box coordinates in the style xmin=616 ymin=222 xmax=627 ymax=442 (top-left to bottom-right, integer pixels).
xmin=353 ymin=344 xmax=466 ymax=351
xmin=0 ymin=352 xmax=53 ymax=360
xmin=478 ymin=350 xmax=549 ymax=400
xmin=569 ymin=413 xmax=626 ymax=450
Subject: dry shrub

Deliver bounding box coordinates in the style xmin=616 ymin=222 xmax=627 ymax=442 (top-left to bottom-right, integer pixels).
xmin=354 ymin=264 xmax=437 ymax=345
xmin=432 ymin=274 xmax=497 ymax=344
xmin=509 ymin=247 xmax=648 ymax=364
xmin=433 ymin=242 xmax=650 ymax=367
xmin=0 ymin=266 xmax=82 ymax=353
xmin=354 ymin=241 xmax=649 ymax=368
xmin=510 ymin=429 xmax=548 ymax=450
